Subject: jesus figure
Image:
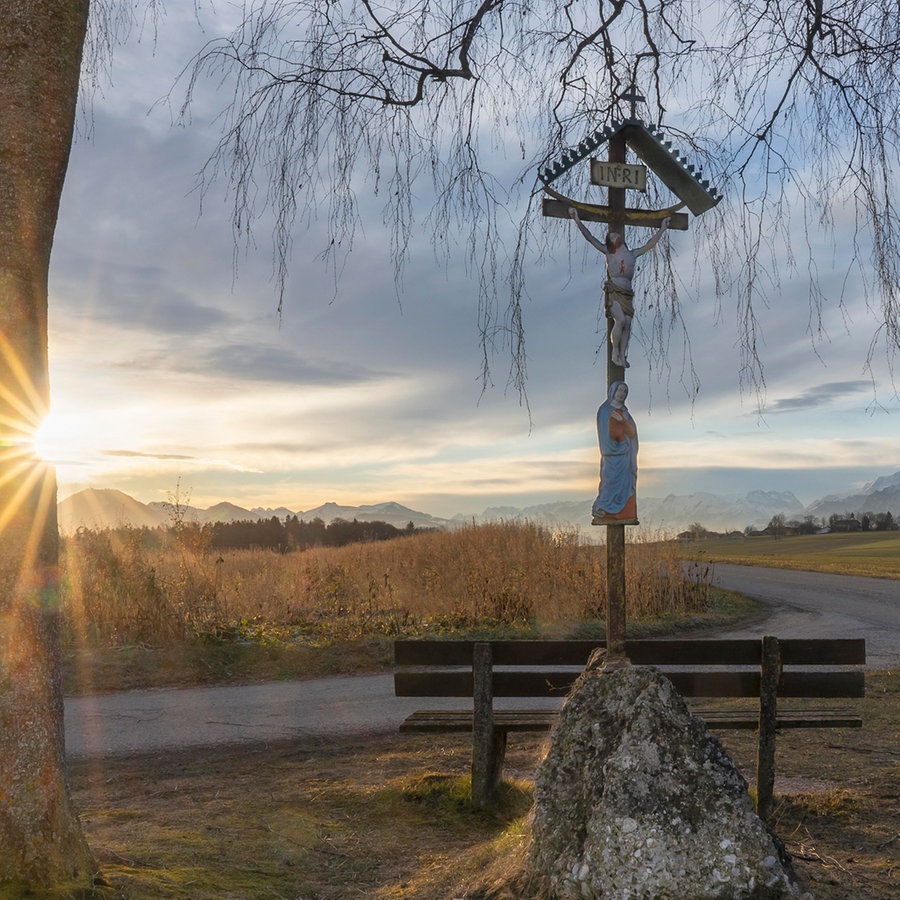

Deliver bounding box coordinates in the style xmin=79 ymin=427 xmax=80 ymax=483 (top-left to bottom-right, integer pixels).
xmin=569 ymin=207 xmax=670 ymax=368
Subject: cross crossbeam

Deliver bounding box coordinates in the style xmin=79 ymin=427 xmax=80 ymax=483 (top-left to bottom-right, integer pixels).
xmin=620 ymin=84 xmax=645 ymax=119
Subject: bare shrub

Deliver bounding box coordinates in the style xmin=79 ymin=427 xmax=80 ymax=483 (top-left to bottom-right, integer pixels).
xmin=61 ymin=525 xmax=222 ymax=644
xmin=61 ymin=528 xmax=186 ymax=644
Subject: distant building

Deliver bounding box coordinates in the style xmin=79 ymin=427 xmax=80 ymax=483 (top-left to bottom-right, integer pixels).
xmin=828 ymin=516 xmax=862 ymax=533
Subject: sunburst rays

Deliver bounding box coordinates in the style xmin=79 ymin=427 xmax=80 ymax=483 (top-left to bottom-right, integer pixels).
xmin=0 ymin=328 xmax=58 ymax=589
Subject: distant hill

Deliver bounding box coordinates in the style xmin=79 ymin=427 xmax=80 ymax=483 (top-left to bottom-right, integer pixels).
xmin=56 ymin=489 xmax=452 ymax=534
xmin=641 ymin=489 xmax=807 ymax=534
xmin=58 ymin=489 xmax=169 ymax=533
xmin=143 ymin=500 xmax=265 ymax=526
xmin=460 ymin=476 xmax=900 ymax=534
xmin=56 ymin=470 xmax=900 ymax=536
xmin=194 ymin=502 xmax=265 ymax=525
xmin=862 ymin=471 xmax=900 ymax=493
xmin=298 ymin=501 xmax=448 ymax=530
xmin=251 ymin=506 xmax=296 ymax=521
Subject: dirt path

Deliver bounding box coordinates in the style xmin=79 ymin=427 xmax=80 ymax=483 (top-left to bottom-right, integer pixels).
xmin=708 ymin=563 xmax=900 ymax=670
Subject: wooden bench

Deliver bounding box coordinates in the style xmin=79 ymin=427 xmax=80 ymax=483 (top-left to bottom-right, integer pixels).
xmin=394 ymin=637 xmax=866 ymax=816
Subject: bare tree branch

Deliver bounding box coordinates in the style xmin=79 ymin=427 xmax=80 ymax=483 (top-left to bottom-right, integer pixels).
xmin=177 ymin=0 xmax=900 ymax=404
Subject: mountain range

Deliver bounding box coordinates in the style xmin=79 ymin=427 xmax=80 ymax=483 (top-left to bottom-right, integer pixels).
xmin=56 ymin=492 xmax=454 ymax=535
xmin=57 ymin=470 xmax=900 ymax=536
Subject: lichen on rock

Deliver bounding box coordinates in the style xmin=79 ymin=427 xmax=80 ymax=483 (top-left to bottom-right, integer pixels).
xmin=528 ymin=665 xmax=808 ymax=899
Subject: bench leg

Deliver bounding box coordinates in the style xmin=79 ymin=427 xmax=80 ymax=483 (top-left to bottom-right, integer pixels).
xmin=756 ymin=635 xmax=780 ymax=821
xmin=472 ymin=728 xmax=508 ymax=809
xmin=471 ymin=641 xmax=505 ymax=808
xmin=757 ymin=732 xmax=776 ymax=821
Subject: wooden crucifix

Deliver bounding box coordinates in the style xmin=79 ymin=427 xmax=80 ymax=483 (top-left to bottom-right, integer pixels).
xmin=589 ymin=110 xmax=641 ymax=665
xmin=540 ymin=85 xmax=719 ymax=666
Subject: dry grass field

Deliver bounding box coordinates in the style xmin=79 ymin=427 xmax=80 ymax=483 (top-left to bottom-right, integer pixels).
xmin=60 ymin=521 xmax=740 ymax=694
xmin=60 ymin=521 xmax=713 ymax=642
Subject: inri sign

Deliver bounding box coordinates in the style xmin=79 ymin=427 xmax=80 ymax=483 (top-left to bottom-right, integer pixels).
xmin=590 ymin=160 xmax=647 ymax=192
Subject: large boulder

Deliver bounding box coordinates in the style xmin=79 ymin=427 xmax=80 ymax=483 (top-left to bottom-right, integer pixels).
xmin=528 ymin=664 xmax=808 ymax=899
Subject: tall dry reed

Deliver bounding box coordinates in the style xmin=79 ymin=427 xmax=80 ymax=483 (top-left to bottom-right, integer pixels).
xmin=60 ymin=521 xmax=710 ymax=646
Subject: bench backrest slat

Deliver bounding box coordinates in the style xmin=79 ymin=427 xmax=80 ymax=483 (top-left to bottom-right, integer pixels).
xmin=394 ymin=637 xmax=866 ymax=668
xmin=396 ymin=671 xmax=474 ymax=697
xmin=395 ymin=638 xmax=764 ymax=666
xmin=778 ymin=638 xmax=866 ymax=665
xmin=394 ymin=668 xmax=865 ymax=699
xmin=780 ymin=670 xmax=865 ymax=698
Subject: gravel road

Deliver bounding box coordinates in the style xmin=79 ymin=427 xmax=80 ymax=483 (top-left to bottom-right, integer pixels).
xmin=64 ymin=564 xmax=898 ymax=760
xmin=706 ymin=563 xmax=899 ymax=670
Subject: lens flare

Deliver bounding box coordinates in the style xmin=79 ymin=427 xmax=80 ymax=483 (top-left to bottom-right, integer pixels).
xmin=0 ymin=331 xmax=57 ymax=553
xmin=32 ymin=412 xmax=67 ymax=464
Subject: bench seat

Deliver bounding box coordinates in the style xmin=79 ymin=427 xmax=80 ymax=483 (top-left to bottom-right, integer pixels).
xmin=400 ymin=705 xmax=862 ymax=733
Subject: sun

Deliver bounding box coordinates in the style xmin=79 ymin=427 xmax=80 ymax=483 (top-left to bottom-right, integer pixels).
xmin=31 ymin=411 xmax=77 ymax=464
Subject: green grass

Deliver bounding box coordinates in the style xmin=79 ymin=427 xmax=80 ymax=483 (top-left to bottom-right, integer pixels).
xmin=686 ymin=531 xmax=900 ymax=579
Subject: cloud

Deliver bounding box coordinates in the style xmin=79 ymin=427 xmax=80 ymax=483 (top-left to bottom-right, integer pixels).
xmin=91 ymin=279 xmax=231 ymax=336
xmin=44 ymin=8 xmax=900 ymax=519
xmin=192 ymin=343 xmax=391 ymax=385
xmin=764 ymin=381 xmax=870 ymax=413
xmin=102 ymin=449 xmax=195 ymax=460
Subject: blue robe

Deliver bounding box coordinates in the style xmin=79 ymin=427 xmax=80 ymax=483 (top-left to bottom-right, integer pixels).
xmin=592 ymin=381 xmax=638 ymax=518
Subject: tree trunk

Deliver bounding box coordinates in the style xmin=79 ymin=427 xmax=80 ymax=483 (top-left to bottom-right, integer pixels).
xmin=0 ymin=1 xmax=94 ymax=893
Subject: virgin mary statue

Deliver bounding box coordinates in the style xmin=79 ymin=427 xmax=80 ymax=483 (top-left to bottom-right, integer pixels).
xmin=592 ymin=381 xmax=639 ymax=525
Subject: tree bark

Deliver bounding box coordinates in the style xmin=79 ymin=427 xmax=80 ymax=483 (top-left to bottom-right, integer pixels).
xmin=0 ymin=1 xmax=94 ymax=892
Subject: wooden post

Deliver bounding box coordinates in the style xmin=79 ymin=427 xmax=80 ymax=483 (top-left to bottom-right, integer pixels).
xmin=471 ymin=642 xmax=506 ymax=808
xmin=757 ymin=635 xmax=781 ymax=820
xmin=605 ymin=128 xmax=628 ymax=663
xmin=606 ymin=527 xmax=627 ymax=659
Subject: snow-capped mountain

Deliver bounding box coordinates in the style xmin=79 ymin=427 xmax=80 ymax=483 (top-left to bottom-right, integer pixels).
xmin=806 ymin=473 xmax=900 ymax=521
xmin=56 ymin=471 xmax=900 ymax=535
xmin=460 ymin=490 xmax=807 ymax=535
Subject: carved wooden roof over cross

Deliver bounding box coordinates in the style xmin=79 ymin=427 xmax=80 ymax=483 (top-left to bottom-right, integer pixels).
xmin=540 ymin=119 xmax=721 ymax=216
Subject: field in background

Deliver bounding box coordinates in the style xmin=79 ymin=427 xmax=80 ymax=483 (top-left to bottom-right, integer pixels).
xmin=687 ymin=531 xmax=900 ymax=579
xmin=60 ymin=522 xmax=750 ymax=694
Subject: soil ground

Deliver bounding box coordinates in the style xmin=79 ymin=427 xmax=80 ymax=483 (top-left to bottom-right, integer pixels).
xmin=70 ymin=671 xmax=898 ymax=899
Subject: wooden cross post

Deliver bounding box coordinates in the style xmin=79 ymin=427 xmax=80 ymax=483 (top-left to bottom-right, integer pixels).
xmin=605 ymin=124 xmax=628 ymax=663
xmin=539 ymin=83 xmax=718 ymax=667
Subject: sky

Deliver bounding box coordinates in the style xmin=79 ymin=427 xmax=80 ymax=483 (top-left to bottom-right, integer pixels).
xmin=38 ymin=7 xmax=899 ymax=521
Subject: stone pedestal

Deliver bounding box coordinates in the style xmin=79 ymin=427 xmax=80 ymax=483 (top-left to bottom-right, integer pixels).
xmin=528 ymin=666 xmax=808 ymax=899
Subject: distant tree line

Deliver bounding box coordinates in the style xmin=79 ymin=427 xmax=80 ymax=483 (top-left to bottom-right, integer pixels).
xmin=827 ymin=511 xmax=895 ymax=532
xmin=682 ymin=511 xmax=897 ymax=540
xmin=753 ymin=511 xmax=897 ymax=537
xmin=206 ymin=515 xmax=426 ymax=551
xmin=70 ymin=516 xmax=431 ymax=553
